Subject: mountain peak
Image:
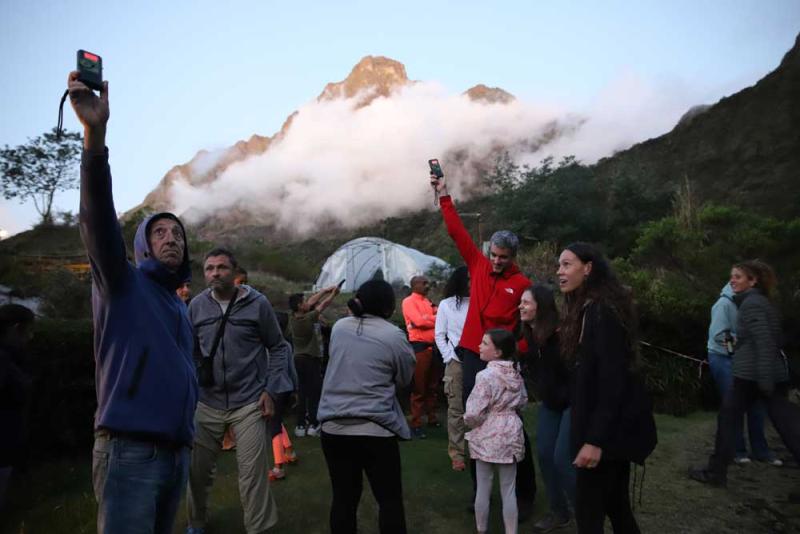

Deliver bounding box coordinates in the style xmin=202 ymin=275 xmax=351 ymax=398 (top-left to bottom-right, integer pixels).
xmin=319 ymin=56 xmax=410 ymax=102
xmin=464 ymin=84 xmax=515 ymax=104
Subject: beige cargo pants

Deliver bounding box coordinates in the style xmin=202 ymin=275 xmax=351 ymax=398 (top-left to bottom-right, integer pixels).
xmin=187 ymin=400 xmax=278 ymax=533
xmin=443 ymin=359 xmax=466 ymax=463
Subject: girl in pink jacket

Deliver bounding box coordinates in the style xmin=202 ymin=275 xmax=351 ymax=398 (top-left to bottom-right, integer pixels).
xmin=465 ymin=328 xmax=528 ymax=534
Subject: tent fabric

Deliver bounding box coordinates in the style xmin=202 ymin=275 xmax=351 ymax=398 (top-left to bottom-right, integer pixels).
xmin=314 ymin=237 xmax=449 ymax=293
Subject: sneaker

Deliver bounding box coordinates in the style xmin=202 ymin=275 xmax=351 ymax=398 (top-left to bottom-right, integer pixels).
xmin=451 ymin=459 xmax=466 ymax=471
xmin=688 ymin=466 xmax=727 ymax=487
xmin=186 ymin=528 xmax=205 ymax=534
xmin=268 ymin=466 xmax=286 ymax=481
xmin=411 ymin=427 xmax=427 ymax=439
xmin=306 ymin=424 xmax=321 ymax=437
xmin=533 ymin=513 xmax=571 ymax=532
xmin=294 ymin=425 xmax=306 ymax=437
xmin=760 ymin=457 xmax=783 ymax=467
xmin=733 ymin=455 xmax=751 ymax=465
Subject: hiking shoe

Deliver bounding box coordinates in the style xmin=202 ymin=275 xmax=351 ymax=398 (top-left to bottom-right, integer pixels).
xmin=294 ymin=425 xmax=306 ymax=437
xmin=533 ymin=513 xmax=571 ymax=532
xmin=307 ymin=424 xmax=321 ymax=437
xmin=760 ymin=457 xmax=783 ymax=467
xmin=733 ymin=455 xmax=751 ymax=465
xmin=451 ymin=459 xmax=466 ymax=471
xmin=411 ymin=427 xmax=427 ymax=439
xmin=688 ymin=466 xmax=726 ymax=487
xmin=268 ymin=466 xmax=286 ymax=481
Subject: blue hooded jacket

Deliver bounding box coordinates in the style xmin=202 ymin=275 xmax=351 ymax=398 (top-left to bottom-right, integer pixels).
xmin=707 ymin=283 xmax=737 ymax=355
xmin=80 ymin=149 xmax=198 ymax=446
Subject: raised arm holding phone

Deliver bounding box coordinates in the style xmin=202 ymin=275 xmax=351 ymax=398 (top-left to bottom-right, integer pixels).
xmin=70 ymin=68 xmax=199 ymax=534
xmin=430 ymin=166 xmax=538 ymax=521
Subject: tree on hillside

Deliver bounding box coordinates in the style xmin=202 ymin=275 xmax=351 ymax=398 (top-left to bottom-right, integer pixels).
xmin=1 ymin=128 xmax=82 ymax=226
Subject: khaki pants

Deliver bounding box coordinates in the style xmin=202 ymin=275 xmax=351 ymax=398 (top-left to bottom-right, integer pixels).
xmin=187 ymin=401 xmax=278 ymax=533
xmin=443 ymin=359 xmax=466 ymax=463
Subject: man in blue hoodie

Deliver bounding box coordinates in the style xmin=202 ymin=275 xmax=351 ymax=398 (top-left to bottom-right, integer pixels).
xmin=68 ymin=71 xmax=198 ymax=534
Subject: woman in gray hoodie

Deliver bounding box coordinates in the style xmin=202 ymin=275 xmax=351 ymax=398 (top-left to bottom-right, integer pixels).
xmin=317 ymin=280 xmax=416 ymax=534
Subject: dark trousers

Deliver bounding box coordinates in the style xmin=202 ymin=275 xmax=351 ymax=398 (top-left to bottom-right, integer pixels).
xmin=321 ymin=433 xmax=407 ymax=534
xmin=575 ymin=460 xmax=639 ymax=534
xmin=709 ymin=378 xmax=800 ymax=477
xmin=410 ymin=347 xmax=439 ymax=427
xmin=294 ymin=355 xmax=323 ymax=426
xmin=460 ymin=347 xmax=536 ymax=510
xmin=270 ymin=391 xmax=291 ymax=438
xmin=460 ymin=347 xmax=487 ymax=407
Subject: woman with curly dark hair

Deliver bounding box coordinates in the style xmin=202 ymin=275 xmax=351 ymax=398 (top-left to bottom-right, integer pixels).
xmin=690 ymin=260 xmax=800 ymax=488
xmin=557 ymin=243 xmax=655 ymax=534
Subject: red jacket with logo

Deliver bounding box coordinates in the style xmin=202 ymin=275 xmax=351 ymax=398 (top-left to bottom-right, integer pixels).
xmin=439 ymin=195 xmax=531 ymax=354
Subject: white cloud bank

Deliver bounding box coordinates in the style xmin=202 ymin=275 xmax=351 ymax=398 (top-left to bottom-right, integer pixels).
xmin=171 ymin=75 xmax=698 ymax=234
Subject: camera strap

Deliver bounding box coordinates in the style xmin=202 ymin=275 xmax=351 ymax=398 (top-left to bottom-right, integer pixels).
xmin=56 ymin=89 xmax=69 ymax=140
xmin=207 ymin=289 xmax=240 ymax=363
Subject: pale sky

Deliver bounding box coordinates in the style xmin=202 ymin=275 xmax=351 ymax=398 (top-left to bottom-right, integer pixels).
xmin=1 ymin=0 xmax=798 ymax=236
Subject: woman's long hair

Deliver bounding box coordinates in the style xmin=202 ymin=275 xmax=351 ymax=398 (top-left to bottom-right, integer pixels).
xmin=734 ymin=260 xmax=777 ymax=299
xmin=559 ymin=242 xmax=638 ymax=363
xmin=443 ymin=265 xmax=470 ymax=310
xmin=521 ymin=284 xmax=559 ymax=347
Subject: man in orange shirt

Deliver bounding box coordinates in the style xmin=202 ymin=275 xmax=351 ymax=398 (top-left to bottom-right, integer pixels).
xmin=402 ymin=275 xmax=439 ymax=439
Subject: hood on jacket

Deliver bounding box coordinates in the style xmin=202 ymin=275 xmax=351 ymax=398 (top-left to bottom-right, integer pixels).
xmin=133 ymin=212 xmax=191 ymax=290
xmin=489 ymin=360 xmax=524 ymax=392
xmin=720 ymin=283 xmax=735 ymax=299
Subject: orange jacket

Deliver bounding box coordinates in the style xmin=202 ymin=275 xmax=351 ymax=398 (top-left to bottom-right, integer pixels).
xmin=402 ymin=292 xmax=437 ymax=344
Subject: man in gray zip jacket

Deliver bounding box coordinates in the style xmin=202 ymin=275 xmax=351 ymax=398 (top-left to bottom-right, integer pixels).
xmin=186 ymin=247 xmax=291 ymax=534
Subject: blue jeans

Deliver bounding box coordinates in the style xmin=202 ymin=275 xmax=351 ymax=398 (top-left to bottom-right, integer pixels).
xmin=93 ymin=434 xmax=190 ymax=534
xmin=536 ymin=405 xmax=576 ymax=517
xmin=708 ymin=351 xmax=772 ymax=460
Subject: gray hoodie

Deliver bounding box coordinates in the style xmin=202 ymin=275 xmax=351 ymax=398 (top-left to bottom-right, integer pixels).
xmin=189 ymin=286 xmax=292 ymax=410
xmin=317 ymin=315 xmax=416 ymax=439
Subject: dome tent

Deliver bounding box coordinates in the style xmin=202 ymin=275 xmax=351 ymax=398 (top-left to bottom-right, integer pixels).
xmin=314 ymin=237 xmax=449 ymax=293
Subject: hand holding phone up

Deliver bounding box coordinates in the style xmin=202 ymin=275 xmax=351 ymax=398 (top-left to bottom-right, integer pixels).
xmin=428 ymin=158 xmax=448 ymax=197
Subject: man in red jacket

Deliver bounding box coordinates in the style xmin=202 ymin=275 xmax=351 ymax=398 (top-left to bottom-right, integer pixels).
xmin=431 ymin=172 xmax=537 ymax=519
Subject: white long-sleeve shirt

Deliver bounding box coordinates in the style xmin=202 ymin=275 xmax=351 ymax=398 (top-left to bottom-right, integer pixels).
xmin=434 ymin=296 xmax=470 ymax=364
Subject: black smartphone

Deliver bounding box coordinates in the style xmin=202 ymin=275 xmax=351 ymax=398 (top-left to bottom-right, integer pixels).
xmin=337 ymin=279 xmax=346 ymax=289
xmin=77 ymin=50 xmax=103 ymax=91
xmin=428 ymin=158 xmax=444 ymax=178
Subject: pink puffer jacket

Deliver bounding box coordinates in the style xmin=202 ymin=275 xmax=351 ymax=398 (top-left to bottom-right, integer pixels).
xmin=464 ymin=360 xmax=527 ymax=464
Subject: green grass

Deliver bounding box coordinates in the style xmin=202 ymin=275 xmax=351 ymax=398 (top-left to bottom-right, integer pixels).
xmin=2 ymin=409 xmax=799 ymax=533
